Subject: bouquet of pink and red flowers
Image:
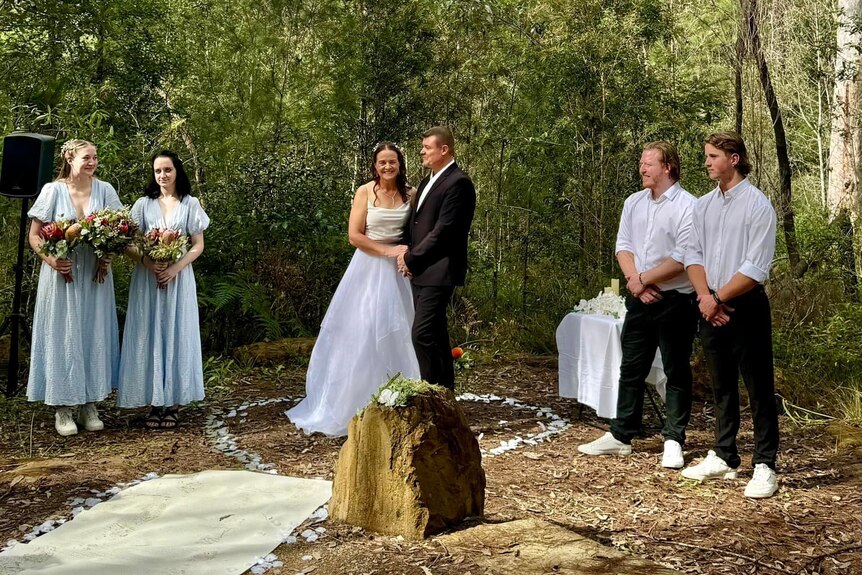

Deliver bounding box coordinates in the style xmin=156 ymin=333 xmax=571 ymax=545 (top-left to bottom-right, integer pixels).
xmin=39 ymin=219 xmax=83 ymax=283
xmin=138 ymin=227 xmax=187 ymax=264
xmin=80 ymin=208 xmax=139 ymax=259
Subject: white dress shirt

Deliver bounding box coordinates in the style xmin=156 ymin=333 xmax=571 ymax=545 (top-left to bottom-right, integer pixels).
xmin=684 ymin=178 xmax=776 ymax=290
xmin=416 ymin=159 xmax=456 ymax=210
xmin=615 ymin=182 xmax=696 ymax=293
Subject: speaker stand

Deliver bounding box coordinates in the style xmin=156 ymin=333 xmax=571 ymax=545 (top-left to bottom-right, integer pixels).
xmin=1 ymin=197 xmax=32 ymax=397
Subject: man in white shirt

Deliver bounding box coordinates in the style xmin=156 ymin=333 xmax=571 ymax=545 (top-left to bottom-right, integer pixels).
xmin=682 ymin=131 xmax=779 ymax=499
xmin=578 ymin=141 xmax=698 ymax=469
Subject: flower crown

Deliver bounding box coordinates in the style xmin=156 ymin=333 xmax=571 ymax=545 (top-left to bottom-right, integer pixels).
xmin=60 ymin=139 xmax=93 ymax=158
xmin=373 ymin=141 xmax=401 ymax=153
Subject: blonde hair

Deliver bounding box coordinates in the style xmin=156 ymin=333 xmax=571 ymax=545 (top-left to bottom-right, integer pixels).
xmin=643 ymin=141 xmax=681 ymax=181
xmin=57 ymin=139 xmax=96 ymax=180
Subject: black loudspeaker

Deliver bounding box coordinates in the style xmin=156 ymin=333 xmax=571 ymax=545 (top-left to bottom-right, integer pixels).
xmin=0 ymin=132 xmax=56 ymax=198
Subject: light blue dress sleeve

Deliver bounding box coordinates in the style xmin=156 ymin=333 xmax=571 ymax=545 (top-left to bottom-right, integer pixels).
xmin=131 ymin=197 xmax=147 ymax=229
xmin=28 ymin=182 xmax=58 ymax=222
xmin=103 ymin=181 xmax=123 ymax=210
xmin=186 ymin=196 xmax=210 ymax=235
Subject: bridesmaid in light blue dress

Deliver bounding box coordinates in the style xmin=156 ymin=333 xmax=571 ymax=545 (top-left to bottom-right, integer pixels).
xmin=27 ymin=139 xmax=122 ymax=436
xmin=117 ymin=151 xmax=209 ymax=429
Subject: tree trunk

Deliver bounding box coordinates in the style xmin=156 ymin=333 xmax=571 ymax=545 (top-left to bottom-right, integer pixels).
xmin=734 ymin=30 xmax=745 ymax=134
xmin=744 ymin=0 xmax=801 ymax=273
xmin=157 ymin=88 xmax=207 ymax=192
xmin=491 ymin=138 xmax=507 ymax=317
xmin=827 ymin=0 xmax=862 ymax=297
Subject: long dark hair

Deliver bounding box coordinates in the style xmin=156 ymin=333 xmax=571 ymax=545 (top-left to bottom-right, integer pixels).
xmin=144 ymin=150 xmax=192 ymax=199
xmin=370 ymin=142 xmax=409 ymax=205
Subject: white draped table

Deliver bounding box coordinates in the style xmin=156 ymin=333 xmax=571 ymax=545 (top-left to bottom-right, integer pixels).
xmin=556 ymin=312 xmax=666 ymax=419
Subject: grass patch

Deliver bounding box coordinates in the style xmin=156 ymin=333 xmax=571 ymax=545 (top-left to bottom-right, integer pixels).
xmin=202 ymin=355 xmax=243 ymax=399
xmin=0 ymin=393 xmax=30 ymax=431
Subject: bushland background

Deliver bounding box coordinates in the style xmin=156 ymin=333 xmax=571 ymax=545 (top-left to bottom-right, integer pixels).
xmin=2 ymin=0 xmax=861 ymax=423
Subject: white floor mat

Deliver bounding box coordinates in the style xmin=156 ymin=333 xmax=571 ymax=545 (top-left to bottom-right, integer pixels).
xmin=0 ymin=470 xmax=332 ymax=575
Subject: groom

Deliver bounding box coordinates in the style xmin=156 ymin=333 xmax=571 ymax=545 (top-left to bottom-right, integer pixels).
xmin=398 ymin=126 xmax=476 ymax=390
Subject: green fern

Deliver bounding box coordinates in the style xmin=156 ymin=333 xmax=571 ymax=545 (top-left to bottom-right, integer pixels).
xmin=204 ymin=273 xmax=283 ymax=340
xmin=209 ymin=279 xmax=245 ymax=310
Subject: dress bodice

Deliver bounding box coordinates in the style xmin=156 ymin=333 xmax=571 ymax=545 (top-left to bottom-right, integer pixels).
xmin=28 ymin=179 xmax=122 ymax=223
xmin=365 ymin=197 xmax=410 ymax=243
xmin=131 ymin=195 xmax=210 ymax=235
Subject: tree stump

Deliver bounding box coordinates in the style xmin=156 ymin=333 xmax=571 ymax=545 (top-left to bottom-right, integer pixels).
xmin=329 ymin=386 xmax=485 ymax=539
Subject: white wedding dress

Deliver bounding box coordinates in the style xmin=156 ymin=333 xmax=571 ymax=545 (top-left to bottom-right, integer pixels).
xmin=286 ymin=196 xmax=420 ymax=436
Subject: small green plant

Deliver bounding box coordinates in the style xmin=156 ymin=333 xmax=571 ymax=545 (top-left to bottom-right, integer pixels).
xmin=834 ymin=386 xmax=862 ymax=427
xmin=268 ymin=364 xmax=286 ymax=383
xmin=202 ymin=355 xmax=240 ymax=397
xmin=452 ymin=346 xmax=475 ymax=371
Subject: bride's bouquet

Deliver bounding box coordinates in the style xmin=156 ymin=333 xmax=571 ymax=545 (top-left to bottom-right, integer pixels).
xmin=39 ymin=219 xmax=82 ymax=283
xmin=574 ymin=291 xmax=627 ymax=319
xmin=80 ymin=208 xmax=139 ymax=259
xmin=138 ymin=227 xmax=187 ymax=264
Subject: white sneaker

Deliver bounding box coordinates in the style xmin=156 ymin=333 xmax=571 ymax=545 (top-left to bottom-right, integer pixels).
xmin=76 ymin=403 xmax=104 ymax=432
xmin=681 ymin=450 xmax=737 ymax=480
xmin=577 ymin=432 xmax=632 ymax=456
xmin=662 ymin=440 xmax=684 ymax=469
xmin=55 ymin=408 xmax=78 ymax=436
xmin=744 ymin=464 xmax=778 ymax=499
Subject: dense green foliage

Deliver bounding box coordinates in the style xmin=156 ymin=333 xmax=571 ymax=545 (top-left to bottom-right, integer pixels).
xmin=1 ymin=0 xmax=860 ymax=420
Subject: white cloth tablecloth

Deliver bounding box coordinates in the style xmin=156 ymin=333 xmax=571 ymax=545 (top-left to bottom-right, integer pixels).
xmin=556 ymin=312 xmax=666 ymax=419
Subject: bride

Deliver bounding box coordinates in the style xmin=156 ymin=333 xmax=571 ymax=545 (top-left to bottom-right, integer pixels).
xmin=287 ymin=142 xmax=421 ymax=436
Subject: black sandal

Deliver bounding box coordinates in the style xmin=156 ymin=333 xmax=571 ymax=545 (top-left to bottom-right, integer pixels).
xmin=160 ymin=406 xmax=179 ymax=429
xmin=144 ymin=407 xmax=163 ymax=430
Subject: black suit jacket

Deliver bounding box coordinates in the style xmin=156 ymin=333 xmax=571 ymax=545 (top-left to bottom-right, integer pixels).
xmin=404 ymin=163 xmax=476 ymax=286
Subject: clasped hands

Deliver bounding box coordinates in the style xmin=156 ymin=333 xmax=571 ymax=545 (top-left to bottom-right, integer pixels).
xmin=626 ymin=275 xmax=662 ymax=304
xmin=49 ymin=256 xmax=74 ymax=284
xmin=47 ymin=256 xmax=113 ymax=284
xmin=142 ymin=255 xmax=176 ymax=290
xmin=50 ymin=255 xmax=112 ymax=284
xmin=697 ymin=293 xmax=733 ymax=327
xmin=388 ymin=245 xmax=411 ymax=278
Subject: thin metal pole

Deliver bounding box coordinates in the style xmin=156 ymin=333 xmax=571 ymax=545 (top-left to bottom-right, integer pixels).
xmin=5 ymin=197 xmax=30 ymax=397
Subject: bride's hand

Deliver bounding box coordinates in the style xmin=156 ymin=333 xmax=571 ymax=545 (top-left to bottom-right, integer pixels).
xmin=385 ymin=245 xmax=408 ymax=258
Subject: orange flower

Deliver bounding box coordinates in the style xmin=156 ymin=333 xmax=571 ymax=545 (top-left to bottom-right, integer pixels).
xmin=451 ymin=347 xmax=464 ymax=360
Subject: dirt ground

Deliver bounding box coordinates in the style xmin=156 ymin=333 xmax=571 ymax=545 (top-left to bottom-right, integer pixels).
xmin=1 ymin=356 xmax=861 ymax=575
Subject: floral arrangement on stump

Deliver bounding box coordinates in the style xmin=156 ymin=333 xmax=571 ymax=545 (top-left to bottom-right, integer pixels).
xmin=369 ymin=373 xmax=437 ymax=409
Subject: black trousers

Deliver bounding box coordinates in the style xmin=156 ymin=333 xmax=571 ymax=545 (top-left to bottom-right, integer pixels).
xmin=699 ymin=286 xmax=779 ymax=469
xmin=610 ymin=290 xmax=697 ymax=446
xmin=411 ymin=284 xmax=456 ymax=390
